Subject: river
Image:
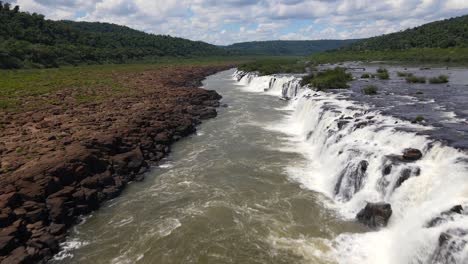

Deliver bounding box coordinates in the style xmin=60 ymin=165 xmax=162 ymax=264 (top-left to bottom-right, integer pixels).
xmin=51 ymin=68 xmax=468 ymax=264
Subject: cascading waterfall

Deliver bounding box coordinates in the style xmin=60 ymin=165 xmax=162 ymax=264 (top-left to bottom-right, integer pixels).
xmin=233 ymin=70 xmax=468 ymax=264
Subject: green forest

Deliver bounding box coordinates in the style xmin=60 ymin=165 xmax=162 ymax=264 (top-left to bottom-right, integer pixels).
xmin=0 ymin=2 xmax=226 ymax=69
xmin=346 ymin=15 xmax=468 ymax=51
xmin=223 ymin=40 xmax=358 ymax=56
xmin=311 ymin=14 xmax=468 ymax=63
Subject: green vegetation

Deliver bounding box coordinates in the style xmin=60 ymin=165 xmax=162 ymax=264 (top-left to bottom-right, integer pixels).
xmin=238 ymin=58 xmax=306 ymax=75
xmin=310 ymin=15 xmax=468 ymax=64
xmin=0 ymin=57 xmax=248 ymax=111
xmin=362 ymin=85 xmax=378 ymax=95
xmin=300 ymin=73 xmax=315 ymax=86
xmin=223 ymin=40 xmax=358 ymax=56
xmin=397 ymin=71 xmax=414 ymax=77
xmin=406 ymin=75 xmax=427 ymax=83
xmin=413 ymin=116 xmax=425 ymax=123
xmin=416 ymin=90 xmax=424 ymax=95
xmin=361 ymin=73 xmax=371 ymax=78
xmin=310 ymin=48 xmax=468 ymax=64
xmin=376 ymin=68 xmax=390 ymax=80
xmin=428 ymin=75 xmax=449 ymax=83
xmin=301 ymin=67 xmax=353 ymax=90
xmin=345 ymin=15 xmax=468 ymax=51
xmin=0 ymin=3 xmax=227 ymax=69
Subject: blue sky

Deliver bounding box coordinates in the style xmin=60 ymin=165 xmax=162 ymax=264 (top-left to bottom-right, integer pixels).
xmin=9 ymin=0 xmax=468 ymax=45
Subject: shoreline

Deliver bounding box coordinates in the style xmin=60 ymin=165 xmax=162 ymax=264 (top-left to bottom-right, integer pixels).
xmin=0 ymin=65 xmax=233 ymax=263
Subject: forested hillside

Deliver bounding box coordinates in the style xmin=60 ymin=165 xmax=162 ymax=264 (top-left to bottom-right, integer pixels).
xmin=346 ymin=15 xmax=468 ymax=50
xmin=0 ymin=3 xmax=225 ymax=69
xmin=224 ymin=40 xmax=358 ymax=56
xmin=310 ymin=14 xmax=468 ymax=63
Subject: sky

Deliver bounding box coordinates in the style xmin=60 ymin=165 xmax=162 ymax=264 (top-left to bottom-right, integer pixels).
xmin=8 ymin=0 xmax=468 ymax=45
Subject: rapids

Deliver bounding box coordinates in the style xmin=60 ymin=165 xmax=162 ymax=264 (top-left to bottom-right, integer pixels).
xmin=51 ymin=68 xmax=468 ymax=264
xmin=234 ymin=68 xmax=468 ymax=264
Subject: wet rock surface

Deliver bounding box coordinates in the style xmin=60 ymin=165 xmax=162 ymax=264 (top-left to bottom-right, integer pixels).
xmin=335 ymin=160 xmax=369 ymax=201
xmin=402 ymin=148 xmax=423 ymax=161
xmin=426 ymin=205 xmax=465 ymax=228
xmin=0 ymin=65 xmax=232 ymax=263
xmin=356 ymin=202 xmax=393 ymax=228
xmin=430 ymin=228 xmax=468 ymax=264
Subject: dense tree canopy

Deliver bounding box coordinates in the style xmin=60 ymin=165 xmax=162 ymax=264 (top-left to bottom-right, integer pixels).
xmin=344 ymin=15 xmax=468 ymax=51
xmin=223 ymin=40 xmax=358 ymax=56
xmin=0 ymin=3 xmax=226 ymax=69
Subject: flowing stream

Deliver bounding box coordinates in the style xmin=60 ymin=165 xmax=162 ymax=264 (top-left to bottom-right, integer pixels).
xmin=52 ymin=68 xmax=468 ymax=264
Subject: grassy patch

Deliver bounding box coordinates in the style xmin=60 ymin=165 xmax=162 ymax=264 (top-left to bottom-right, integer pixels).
xmin=301 ymin=67 xmax=353 ymax=90
xmin=397 ymin=71 xmax=414 ymax=77
xmin=309 ymin=48 xmax=468 ymax=64
xmin=406 ymin=76 xmax=427 ymax=83
xmin=0 ymin=56 xmax=248 ymax=112
xmin=238 ymin=57 xmax=306 ymax=75
xmin=362 ymin=85 xmax=378 ymax=95
xmin=428 ymin=75 xmax=449 ymax=84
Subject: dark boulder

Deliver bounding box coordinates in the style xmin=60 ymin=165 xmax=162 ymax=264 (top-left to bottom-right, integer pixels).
xmin=0 ymin=236 xmax=16 ymax=255
xmin=356 ymin=202 xmax=392 ymax=228
xmin=1 ymin=246 xmax=31 ymax=264
xmin=402 ymin=148 xmax=423 ymax=161
xmin=111 ymin=148 xmax=144 ymax=174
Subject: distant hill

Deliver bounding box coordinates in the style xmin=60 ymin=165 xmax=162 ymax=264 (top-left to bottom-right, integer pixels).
xmin=310 ymin=14 xmax=468 ymax=63
xmin=345 ymin=15 xmax=468 ymax=51
xmin=0 ymin=3 xmax=225 ymax=69
xmin=223 ymin=40 xmax=358 ymax=56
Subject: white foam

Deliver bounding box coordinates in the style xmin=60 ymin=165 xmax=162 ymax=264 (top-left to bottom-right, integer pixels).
xmin=234 ymin=70 xmax=468 ymax=264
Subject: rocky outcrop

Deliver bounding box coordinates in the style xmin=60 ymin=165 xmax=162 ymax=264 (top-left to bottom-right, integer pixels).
xmin=402 ymin=148 xmax=423 ymax=161
xmin=430 ymin=228 xmax=468 ymax=264
xmin=356 ymin=202 xmax=392 ymax=228
xmin=426 ymin=205 xmax=464 ymax=228
xmin=0 ymin=65 xmax=232 ymax=263
xmin=335 ymin=160 xmax=369 ymax=201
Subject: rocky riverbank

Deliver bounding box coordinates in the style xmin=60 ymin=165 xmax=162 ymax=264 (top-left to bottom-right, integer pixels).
xmin=0 ymin=65 xmax=233 ymax=263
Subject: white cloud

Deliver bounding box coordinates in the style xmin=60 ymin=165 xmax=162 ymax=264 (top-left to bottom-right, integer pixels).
xmin=9 ymin=0 xmax=468 ymax=45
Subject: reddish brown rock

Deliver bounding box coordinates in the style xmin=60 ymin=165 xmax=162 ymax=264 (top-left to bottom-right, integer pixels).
xmin=0 ymin=64 xmax=232 ymax=263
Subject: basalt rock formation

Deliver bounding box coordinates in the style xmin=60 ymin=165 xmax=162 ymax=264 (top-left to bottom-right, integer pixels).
xmin=0 ymin=65 xmax=232 ymax=263
xmin=356 ymin=202 xmax=393 ymax=228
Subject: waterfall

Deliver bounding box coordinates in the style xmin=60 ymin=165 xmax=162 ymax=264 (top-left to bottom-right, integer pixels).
xmin=233 ymin=70 xmax=468 ymax=264
xmin=234 ymin=71 xmax=302 ymax=99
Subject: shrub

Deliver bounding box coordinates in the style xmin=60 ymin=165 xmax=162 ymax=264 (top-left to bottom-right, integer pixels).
xmin=377 ymin=72 xmax=390 ymax=80
xmin=377 ymin=67 xmax=387 ymax=73
xmin=397 ymin=71 xmax=414 ymax=77
xmin=413 ymin=116 xmax=425 ymax=123
xmin=300 ymin=73 xmax=315 ymax=86
xmin=406 ymin=76 xmax=426 ymax=83
xmin=428 ymin=75 xmax=449 ymax=84
xmin=362 ymin=85 xmax=378 ymax=95
xmin=302 ymin=67 xmax=353 ymax=90
xmin=361 ymin=73 xmax=371 ymax=78
xmin=376 ymin=68 xmax=390 ymax=80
